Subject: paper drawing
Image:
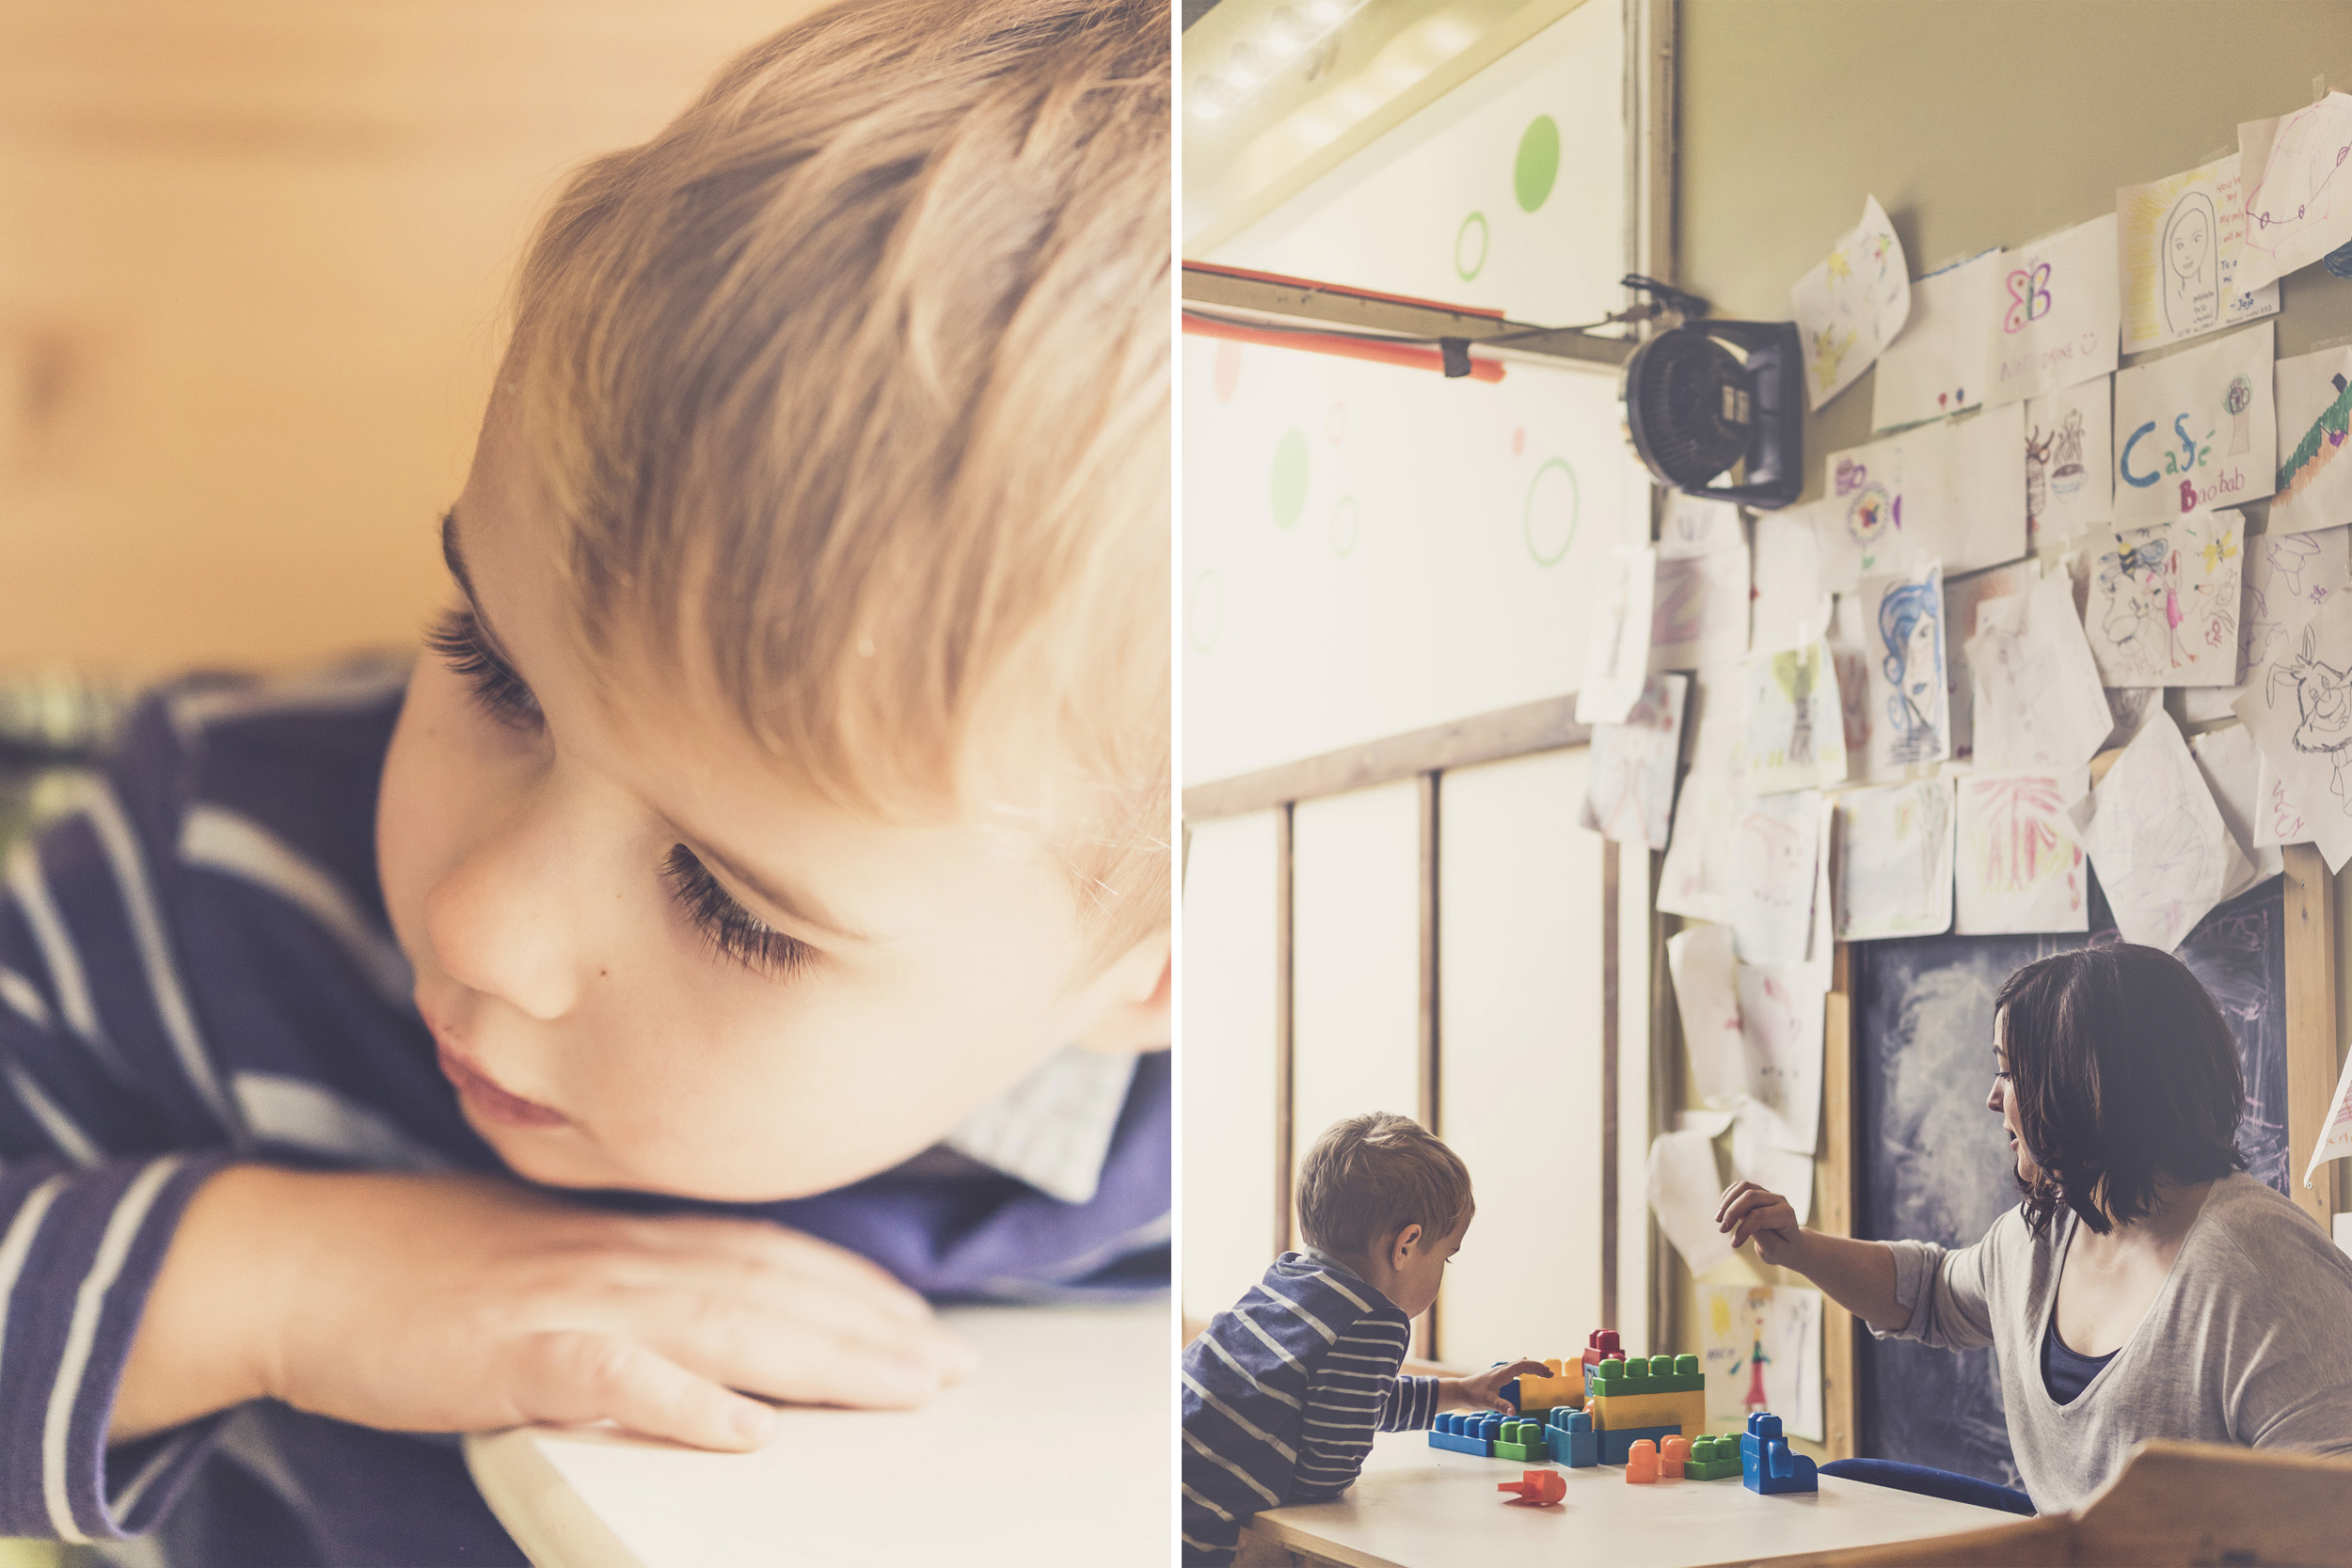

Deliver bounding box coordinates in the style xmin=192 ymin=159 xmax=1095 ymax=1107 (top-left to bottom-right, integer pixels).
xmin=1667 ymin=923 xmax=1746 ymax=1111
xmin=2235 ymin=595 xmax=2352 ymax=873
xmin=1871 ymin=248 xmax=1997 ymax=432
xmin=1831 ymin=778 xmax=1956 ymax=940
xmin=1743 ymin=641 xmax=1847 ymax=793
xmin=2069 ymin=709 xmax=2253 ymax=951
xmin=1965 ymin=568 xmax=2113 ymax=770
xmin=1984 ymin=214 xmax=2121 ymax=406
xmin=1944 ymin=559 xmax=2040 ymax=761
xmin=1652 ymin=495 xmax=1751 ymax=669
xmin=2303 ymin=1037 xmax=2352 ymax=1189
xmin=1578 ymin=545 xmax=1660 ymax=724
xmin=2187 ymin=722 xmax=2284 ymax=898
xmin=1859 ymin=562 xmax=1950 ymax=778
xmin=1790 ymin=195 xmax=1911 ymax=411
xmin=1648 ymin=1131 xmax=1734 ymax=1276
xmin=2253 ymin=751 xmax=2311 ymax=849
xmin=2118 ymin=155 xmax=2281 ymax=355
xmin=1659 ymin=684 xmax=1747 ymax=922
xmin=2113 ymin=322 xmax=2277 ymax=528
xmin=1735 ymin=962 xmax=1825 ymax=1155
xmin=2082 ymin=510 xmax=2244 ymax=688
xmin=1729 ymin=1104 xmax=1814 ymax=1227
xmin=1750 ymin=506 xmax=1829 ymax=653
xmin=1699 ymin=1284 xmax=1824 ymax=1443
xmin=1813 ymin=408 xmax=2026 ymax=590
xmin=2271 ymin=347 xmax=2352 ymax=536
xmin=2235 ymin=91 xmax=2352 ymax=293
xmin=1581 ymin=673 xmax=1689 ymax=850
xmin=2024 ymin=377 xmax=2113 ymax=550
xmin=1729 ymin=788 xmax=1820 ymax=965
xmin=1954 ymin=770 xmax=2089 ymax=935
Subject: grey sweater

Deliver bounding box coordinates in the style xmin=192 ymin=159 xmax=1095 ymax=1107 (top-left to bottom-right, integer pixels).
xmin=1880 ymin=1172 xmax=2352 ymax=1511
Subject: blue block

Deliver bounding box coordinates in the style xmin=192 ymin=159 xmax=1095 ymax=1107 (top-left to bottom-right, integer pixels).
xmin=1544 ymin=1408 xmax=1599 ymax=1468
xmin=1740 ymin=1412 xmax=1819 ymax=1495
xmin=1429 ymin=1428 xmax=1490 ymax=1457
xmin=1597 ymin=1422 xmax=1683 ymax=1465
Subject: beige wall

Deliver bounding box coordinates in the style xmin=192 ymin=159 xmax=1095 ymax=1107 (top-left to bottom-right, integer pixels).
xmin=1675 ymin=0 xmax=2352 ymax=1446
xmin=0 ymin=0 xmax=819 ymax=677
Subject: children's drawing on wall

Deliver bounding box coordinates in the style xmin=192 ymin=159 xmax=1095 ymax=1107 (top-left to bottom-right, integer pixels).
xmin=1698 ymin=1284 xmax=1825 ymax=1443
xmin=1734 ymin=962 xmax=1825 ymax=1154
xmin=1744 ymin=640 xmax=1847 ymax=793
xmin=2113 ymin=322 xmax=2276 ymax=528
xmin=1651 ymin=495 xmax=1751 ymax=669
xmin=1965 ymin=568 xmax=2113 ymax=770
xmin=1943 ymin=559 xmax=2040 ymax=761
xmin=1751 ymin=506 xmax=1827 ymax=651
xmin=2235 ymin=90 xmax=2352 ymax=293
xmin=2235 ymin=525 xmax=2350 ymax=685
xmin=1790 ymin=194 xmax=1910 ymax=411
xmin=1860 ymin=562 xmax=1950 ymax=778
xmin=1983 ymin=213 xmax=2120 ymax=406
xmin=2271 ymin=347 xmax=2352 ymax=536
xmin=2084 ymin=510 xmax=2244 ymax=688
xmin=1954 ymin=771 xmax=2090 ymax=935
xmin=1729 ymin=789 xmax=1820 ymax=965
xmin=2187 ymin=722 xmax=2285 ymax=896
xmin=1831 ymin=778 xmax=1955 ymax=941
xmin=1581 ymin=673 xmax=1689 ymax=850
xmin=2254 ymin=752 xmax=2312 ymax=849
xmin=1667 ymin=923 xmax=1747 ymax=1111
xmin=2071 ymin=710 xmax=2252 ymax=950
xmin=1870 ymin=248 xmax=1997 ymax=432
xmin=1826 ymin=438 xmax=1903 ymax=587
xmin=1578 ymin=544 xmax=1660 ymax=723
xmin=2118 ymin=155 xmax=2280 ymax=354
xmin=2023 ymin=377 xmax=2113 ymax=549
xmin=1815 ymin=415 xmax=2024 ymax=591
xmin=2265 ymin=625 xmax=2352 ymax=807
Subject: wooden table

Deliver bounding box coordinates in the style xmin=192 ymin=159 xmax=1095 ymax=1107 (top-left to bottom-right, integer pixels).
xmin=1245 ymin=1431 xmax=2019 ymax=1568
xmin=467 ymin=1300 xmax=1168 ymax=1568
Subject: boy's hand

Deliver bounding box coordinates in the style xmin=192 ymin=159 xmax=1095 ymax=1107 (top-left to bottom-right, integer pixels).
xmin=1717 ymin=1180 xmax=1805 ymax=1265
xmin=1440 ymin=1358 xmax=1552 ymax=1414
xmin=117 ymin=1165 xmax=973 ymax=1451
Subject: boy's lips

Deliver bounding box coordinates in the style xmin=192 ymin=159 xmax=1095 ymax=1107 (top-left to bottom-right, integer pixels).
xmin=436 ymin=1041 xmax=568 ymax=1130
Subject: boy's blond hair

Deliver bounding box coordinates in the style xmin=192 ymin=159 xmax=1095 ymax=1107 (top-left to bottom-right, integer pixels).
xmin=507 ymin=0 xmax=1169 ymax=966
xmin=1295 ymin=1113 xmax=1473 ymax=1258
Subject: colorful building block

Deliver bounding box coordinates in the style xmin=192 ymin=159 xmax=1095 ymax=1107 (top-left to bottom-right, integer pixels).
xmin=1684 ymin=1433 xmax=1742 ymax=1481
xmin=1429 ymin=1411 xmax=1505 ymax=1457
xmin=1493 ymin=1418 xmax=1550 ymax=1464
xmin=1590 ymin=1353 xmax=1707 ymax=1397
xmin=1625 ymin=1439 xmax=1659 ymax=1483
xmin=1511 ymin=1359 xmax=1586 ymax=1414
xmin=1597 ymin=1422 xmax=1683 ymax=1465
xmin=1544 ymin=1407 xmax=1598 ymax=1468
xmin=1740 ymin=1413 xmax=1819 ymax=1496
xmin=1499 ymin=1470 xmax=1565 ymax=1506
xmin=1660 ymin=1436 xmax=1689 ymax=1480
xmin=1581 ymin=1329 xmax=1622 ymax=1370
xmin=1587 ymin=1387 xmax=1707 ymax=1433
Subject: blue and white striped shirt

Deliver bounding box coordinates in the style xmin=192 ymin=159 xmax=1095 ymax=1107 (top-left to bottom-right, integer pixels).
xmin=0 ymin=661 xmax=1170 ymax=1563
xmin=1179 ymin=1252 xmax=1438 ymax=1566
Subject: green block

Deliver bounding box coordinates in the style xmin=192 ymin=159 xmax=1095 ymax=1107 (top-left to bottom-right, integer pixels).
xmin=1590 ymin=1355 xmax=1706 ymax=1396
xmin=1685 ymin=1434 xmax=1741 ymax=1480
xmin=1495 ymin=1438 xmax=1550 ymax=1463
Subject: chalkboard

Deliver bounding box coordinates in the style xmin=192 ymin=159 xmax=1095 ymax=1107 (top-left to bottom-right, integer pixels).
xmin=1849 ymin=875 xmax=2289 ymax=1486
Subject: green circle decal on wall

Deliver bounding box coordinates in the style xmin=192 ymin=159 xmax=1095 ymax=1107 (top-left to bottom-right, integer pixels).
xmin=1454 ymin=212 xmax=1489 ymax=281
xmin=1524 ymin=457 xmax=1580 ymax=566
xmin=1270 ymin=429 xmax=1309 ymax=529
xmin=1515 ymin=116 xmax=1560 ymax=212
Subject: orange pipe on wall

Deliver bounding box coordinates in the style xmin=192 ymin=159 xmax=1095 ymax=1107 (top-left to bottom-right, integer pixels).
xmin=1182 ymin=311 xmax=1507 ymax=384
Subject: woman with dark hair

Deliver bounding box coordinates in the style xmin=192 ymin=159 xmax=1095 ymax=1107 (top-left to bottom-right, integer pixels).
xmin=1717 ymin=942 xmax=2352 ymax=1511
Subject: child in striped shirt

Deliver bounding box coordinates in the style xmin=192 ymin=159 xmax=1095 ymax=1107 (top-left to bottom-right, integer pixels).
xmin=1180 ymin=1113 xmax=1544 ymax=1565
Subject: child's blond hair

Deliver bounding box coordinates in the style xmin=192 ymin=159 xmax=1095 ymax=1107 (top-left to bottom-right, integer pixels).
xmin=1295 ymin=1114 xmax=1474 ymax=1257
xmin=505 ymin=0 xmax=1169 ymax=967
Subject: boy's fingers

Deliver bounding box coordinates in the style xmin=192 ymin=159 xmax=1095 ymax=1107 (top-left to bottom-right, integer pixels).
xmin=644 ymin=1301 xmax=952 ymax=1411
xmin=633 ymin=1219 xmax=934 ymax=1324
xmin=511 ymin=1330 xmax=774 ymax=1452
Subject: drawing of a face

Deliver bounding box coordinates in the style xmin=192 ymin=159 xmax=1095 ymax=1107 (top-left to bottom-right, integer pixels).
xmin=1904 ymin=614 xmax=1938 ymax=701
xmin=2169 ymin=204 xmax=2210 ymax=278
xmin=2161 ymin=194 xmax=2219 ymax=334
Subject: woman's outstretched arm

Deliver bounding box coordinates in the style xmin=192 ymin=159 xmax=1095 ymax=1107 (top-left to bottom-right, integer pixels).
xmin=1718 ymin=1180 xmax=1911 ymax=1332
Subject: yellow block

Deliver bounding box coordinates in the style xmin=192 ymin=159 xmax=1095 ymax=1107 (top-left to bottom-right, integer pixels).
xmin=1588 ymin=1387 xmax=1705 ymax=1432
xmin=1515 ymin=1372 xmax=1585 ymax=1412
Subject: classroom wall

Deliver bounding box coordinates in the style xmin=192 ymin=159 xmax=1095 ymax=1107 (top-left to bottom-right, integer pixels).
xmin=0 ymin=1 xmax=815 ymax=678
xmin=1674 ymin=0 xmax=2352 ymax=1440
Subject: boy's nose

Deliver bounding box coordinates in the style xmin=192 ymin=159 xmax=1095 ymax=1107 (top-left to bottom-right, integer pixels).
xmin=423 ymin=784 xmax=602 ymax=1021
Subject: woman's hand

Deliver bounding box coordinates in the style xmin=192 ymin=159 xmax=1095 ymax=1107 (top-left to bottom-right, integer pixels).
xmin=1717 ymin=1180 xmax=1806 ymax=1266
xmin=117 ymin=1165 xmax=974 ymax=1450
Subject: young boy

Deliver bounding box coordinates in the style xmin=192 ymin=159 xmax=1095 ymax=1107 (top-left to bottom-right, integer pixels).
xmin=0 ymin=2 xmax=1168 ymax=1561
xmin=1179 ymin=1114 xmax=1544 ymax=1566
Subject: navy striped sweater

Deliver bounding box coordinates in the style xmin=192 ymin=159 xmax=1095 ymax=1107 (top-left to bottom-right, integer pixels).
xmin=1179 ymin=1252 xmax=1438 ymax=1565
xmin=0 ymin=662 xmax=1170 ymax=1564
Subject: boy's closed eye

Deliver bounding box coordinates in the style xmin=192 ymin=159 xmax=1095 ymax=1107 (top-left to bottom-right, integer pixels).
xmin=423 ymin=604 xmax=817 ymax=982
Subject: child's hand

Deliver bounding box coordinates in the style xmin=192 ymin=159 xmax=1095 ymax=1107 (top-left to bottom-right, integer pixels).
xmin=1442 ymin=1358 xmax=1553 ymax=1413
xmin=1717 ymin=1180 xmax=1804 ymax=1264
xmin=118 ymin=1165 xmax=974 ymax=1451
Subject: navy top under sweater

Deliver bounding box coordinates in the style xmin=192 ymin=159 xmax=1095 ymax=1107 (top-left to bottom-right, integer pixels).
xmin=1178 ymin=1252 xmax=1439 ymax=1566
xmin=0 ymin=662 xmax=1170 ymax=1565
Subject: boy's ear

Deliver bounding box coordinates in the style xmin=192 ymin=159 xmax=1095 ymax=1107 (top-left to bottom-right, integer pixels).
xmin=1391 ymin=1223 xmax=1424 ymax=1266
xmin=1073 ymin=934 xmax=1170 ymax=1056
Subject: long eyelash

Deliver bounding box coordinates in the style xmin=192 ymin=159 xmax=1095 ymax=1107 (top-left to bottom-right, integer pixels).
xmin=427 ymin=609 xmax=541 ymax=729
xmin=660 ymin=846 xmax=816 ymax=980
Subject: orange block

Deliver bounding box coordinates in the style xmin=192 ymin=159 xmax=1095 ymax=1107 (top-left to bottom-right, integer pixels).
xmin=1626 ymin=1440 xmax=1659 ymax=1483
xmin=1660 ymin=1435 xmax=1689 ymax=1480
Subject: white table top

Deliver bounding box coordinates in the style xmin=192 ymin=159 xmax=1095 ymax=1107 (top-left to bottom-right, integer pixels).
xmin=467 ymin=1300 xmax=1169 ymax=1568
xmin=1247 ymin=1430 xmax=2018 ymax=1568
